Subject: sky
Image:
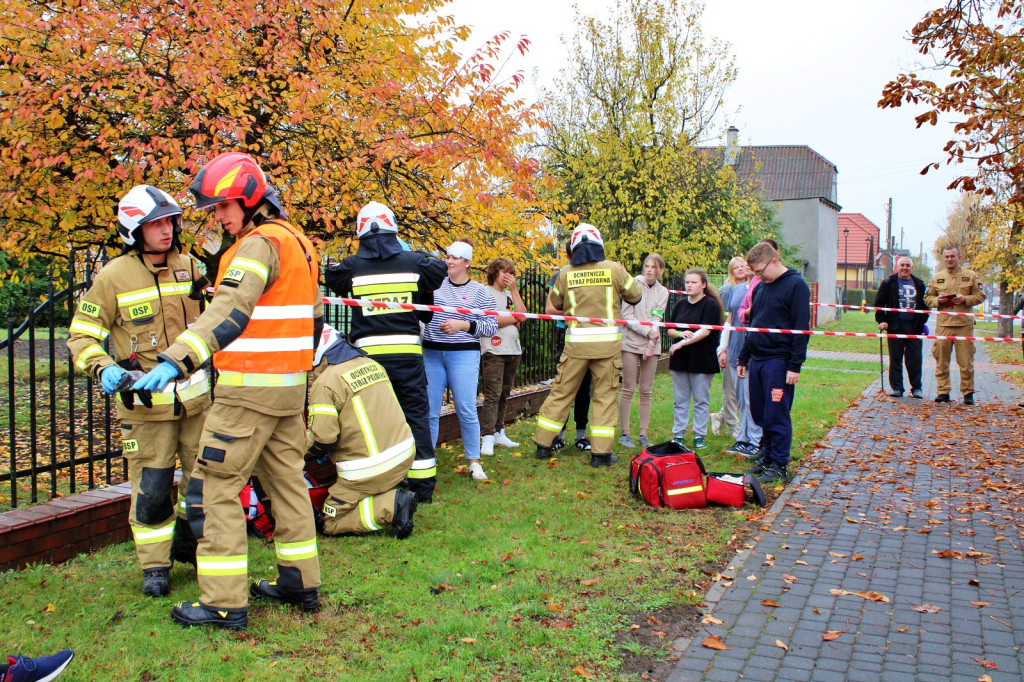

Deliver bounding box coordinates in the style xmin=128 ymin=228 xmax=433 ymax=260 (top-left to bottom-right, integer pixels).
xmin=444 ymin=0 xmax=962 ymax=267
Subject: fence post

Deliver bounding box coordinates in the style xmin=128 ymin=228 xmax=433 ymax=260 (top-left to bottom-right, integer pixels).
xmin=47 ymin=266 xmax=58 ymax=499
xmin=7 ymin=301 xmax=15 ymax=508
xmin=27 ymin=281 xmax=38 ymax=504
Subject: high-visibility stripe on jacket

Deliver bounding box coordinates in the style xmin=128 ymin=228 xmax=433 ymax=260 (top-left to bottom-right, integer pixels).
xmin=213 ymin=221 xmax=318 ymax=374
xmin=549 ymin=260 xmax=642 ymax=359
xmin=307 ymin=356 xmax=415 ymax=484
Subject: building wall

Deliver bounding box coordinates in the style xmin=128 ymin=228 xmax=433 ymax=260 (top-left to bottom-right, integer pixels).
xmin=774 ymin=198 xmax=837 ymax=324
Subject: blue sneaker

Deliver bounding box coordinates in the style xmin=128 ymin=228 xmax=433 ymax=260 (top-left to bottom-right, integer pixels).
xmin=693 ymin=436 xmax=707 ymax=450
xmin=724 ymin=441 xmax=745 ymax=455
xmin=5 ymin=649 xmax=75 ymax=682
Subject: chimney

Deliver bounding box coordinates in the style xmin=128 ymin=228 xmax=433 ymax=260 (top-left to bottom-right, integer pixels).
xmin=725 ymin=126 xmax=739 ymax=166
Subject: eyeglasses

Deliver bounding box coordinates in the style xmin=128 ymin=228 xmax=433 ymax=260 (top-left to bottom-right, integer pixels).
xmin=752 ymin=261 xmax=772 ymax=278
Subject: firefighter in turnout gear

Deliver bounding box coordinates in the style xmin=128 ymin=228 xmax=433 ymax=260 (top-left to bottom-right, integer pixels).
xmin=134 ymin=152 xmax=323 ymax=631
xmin=324 ymin=202 xmax=446 ymax=503
xmin=67 ymin=185 xmax=211 ymax=598
xmin=533 ymin=224 xmax=641 ymax=466
xmin=306 ymin=326 xmax=419 ymax=538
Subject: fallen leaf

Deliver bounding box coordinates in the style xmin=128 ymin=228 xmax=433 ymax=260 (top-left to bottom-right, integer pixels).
xmin=761 ymin=599 xmax=781 ymax=608
xmin=972 ymin=658 xmax=999 ymax=670
xmin=795 ymin=560 xmax=809 ymax=566
xmin=580 ymin=578 xmax=599 ymax=586
xmin=979 ymin=675 xmax=993 ymax=682
xmin=829 ymin=589 xmax=890 ymax=603
xmin=746 ymin=575 xmax=757 ymax=581
xmin=782 ymin=574 xmax=798 ymax=584
xmin=897 ymin=626 xmax=908 ymax=633
xmin=970 ymin=601 xmax=992 ymax=607
xmin=852 ymin=554 xmax=865 ymax=561
xmin=911 ymin=604 xmax=942 ymax=613
xmin=828 ymin=552 xmax=847 ymax=558
xmin=775 ymin=639 xmax=789 ymax=651
xmin=572 ymin=664 xmax=595 ymax=678
xmin=822 ymin=630 xmax=845 ymax=641
xmin=551 ymin=621 xmax=574 ymax=629
xmin=460 ymin=638 xmax=477 ymax=644
xmin=629 ymin=558 xmax=644 ymax=563
xmin=702 ymin=636 xmax=730 ymax=650
xmin=42 ymin=603 xmax=56 ymax=613
xmin=968 ymin=578 xmax=981 ymax=586
xmin=546 ymin=603 xmax=563 ymax=612
xmin=845 ymin=517 xmax=860 ymax=524
xmin=702 ymin=614 xmax=724 ymax=625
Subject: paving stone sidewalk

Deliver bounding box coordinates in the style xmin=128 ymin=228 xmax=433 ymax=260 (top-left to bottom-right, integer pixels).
xmin=669 ymin=344 xmax=1024 ymax=681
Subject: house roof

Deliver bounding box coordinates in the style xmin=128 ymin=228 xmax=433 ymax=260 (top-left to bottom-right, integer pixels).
xmin=838 ymin=213 xmax=881 ymax=265
xmin=728 ymin=146 xmax=840 ymax=208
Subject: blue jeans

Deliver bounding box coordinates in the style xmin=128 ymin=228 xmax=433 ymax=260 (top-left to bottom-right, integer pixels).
xmin=729 ymin=364 xmax=762 ymax=448
xmin=748 ymin=357 xmax=795 ymax=467
xmin=424 ymin=348 xmax=482 ymax=460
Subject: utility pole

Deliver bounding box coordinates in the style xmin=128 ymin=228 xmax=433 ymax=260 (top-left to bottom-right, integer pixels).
xmin=884 ymin=198 xmax=893 ymax=272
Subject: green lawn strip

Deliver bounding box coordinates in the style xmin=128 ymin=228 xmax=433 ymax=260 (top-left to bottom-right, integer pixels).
xmin=986 ymin=340 xmax=1022 ymax=365
xmin=809 ymin=313 xmax=890 ymax=355
xmin=0 ymin=368 xmax=873 ymax=680
xmin=801 ymin=359 xmax=878 ymax=373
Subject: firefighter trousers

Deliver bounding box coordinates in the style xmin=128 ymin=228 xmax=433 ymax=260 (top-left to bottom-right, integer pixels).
xmin=185 ymin=403 xmax=320 ymax=610
xmin=321 ymin=449 xmax=410 ymax=536
xmin=932 ymin=323 xmax=975 ymax=395
xmin=534 ymin=353 xmax=622 ymax=453
xmin=121 ymin=411 xmax=207 ymax=570
xmin=376 ymin=353 xmax=437 ymax=501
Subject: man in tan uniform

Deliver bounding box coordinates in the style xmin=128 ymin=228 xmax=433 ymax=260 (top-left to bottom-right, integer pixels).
xmin=306 ymin=326 xmax=418 ymax=538
xmin=134 ymin=152 xmax=322 ymax=631
xmin=67 ymin=185 xmax=210 ymax=597
xmin=925 ymin=245 xmax=985 ymax=404
xmin=534 ymin=224 xmax=642 ymax=466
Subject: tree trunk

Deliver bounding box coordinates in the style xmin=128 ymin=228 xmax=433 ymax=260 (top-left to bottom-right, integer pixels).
xmin=997 ymin=280 xmax=1014 ymax=338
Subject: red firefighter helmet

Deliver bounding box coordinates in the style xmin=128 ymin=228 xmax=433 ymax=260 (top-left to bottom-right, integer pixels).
xmin=189 ymin=152 xmax=280 ymax=211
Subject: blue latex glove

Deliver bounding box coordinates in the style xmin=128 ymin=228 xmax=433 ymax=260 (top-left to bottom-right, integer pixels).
xmin=100 ymin=365 xmax=125 ymax=394
xmin=132 ymin=361 xmax=180 ymax=392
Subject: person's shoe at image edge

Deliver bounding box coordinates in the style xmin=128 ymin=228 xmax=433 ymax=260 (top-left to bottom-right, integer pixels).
xmin=3 ymin=649 xmax=75 ymax=682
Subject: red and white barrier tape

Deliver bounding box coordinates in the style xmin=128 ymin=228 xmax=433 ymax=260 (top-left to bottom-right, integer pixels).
xmin=321 ymin=296 xmax=1023 ymax=343
xmin=664 ymin=287 xmax=1016 ymax=320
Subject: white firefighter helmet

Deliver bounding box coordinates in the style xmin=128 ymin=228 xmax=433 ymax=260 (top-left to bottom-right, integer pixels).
xmin=356 ymin=201 xmax=398 ymax=238
xmin=570 ymin=223 xmax=604 ymax=252
xmin=117 ymin=185 xmax=183 ymax=248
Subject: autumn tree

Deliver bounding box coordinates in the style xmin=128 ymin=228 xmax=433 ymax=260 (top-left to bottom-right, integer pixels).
xmin=541 ymin=0 xmax=777 ymax=272
xmin=0 ymin=0 xmax=553 ymax=271
xmin=879 ymin=0 xmax=1024 ymax=199
xmin=931 ymin=193 xmax=986 ymax=265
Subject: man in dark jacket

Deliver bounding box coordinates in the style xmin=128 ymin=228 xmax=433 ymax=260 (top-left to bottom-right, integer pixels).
xmin=874 ymin=257 xmax=929 ymax=399
xmin=737 ymin=243 xmax=810 ymax=486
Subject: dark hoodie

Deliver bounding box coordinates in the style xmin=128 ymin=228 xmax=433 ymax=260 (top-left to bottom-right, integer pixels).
xmin=737 ymin=267 xmax=810 ymax=373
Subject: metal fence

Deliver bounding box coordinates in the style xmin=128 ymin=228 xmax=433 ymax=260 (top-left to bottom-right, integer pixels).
xmin=1 ymin=260 xmax=566 ymax=510
xmin=1 ymin=248 xmax=125 ymax=511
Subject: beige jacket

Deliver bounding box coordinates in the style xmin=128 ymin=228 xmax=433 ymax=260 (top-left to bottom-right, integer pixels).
xmin=620 ymin=276 xmax=669 ymax=354
xmin=67 ymin=250 xmax=210 ymax=421
xmin=924 ymin=266 xmax=985 ymax=328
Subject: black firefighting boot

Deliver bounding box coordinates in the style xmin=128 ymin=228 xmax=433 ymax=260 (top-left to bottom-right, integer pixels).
xmin=250 ymin=579 xmax=321 ymax=613
xmin=389 ymin=489 xmax=419 ymax=540
xmin=142 ymin=568 xmax=170 ymax=597
xmin=171 ymin=601 xmax=247 ymax=631
xmin=535 ymin=443 xmax=553 ymax=460
xmin=589 ymin=453 xmax=619 ymax=468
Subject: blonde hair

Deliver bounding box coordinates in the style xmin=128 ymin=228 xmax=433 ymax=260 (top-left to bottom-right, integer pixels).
xmin=726 ymin=256 xmax=746 ymax=286
xmin=643 ymin=253 xmax=666 ymax=271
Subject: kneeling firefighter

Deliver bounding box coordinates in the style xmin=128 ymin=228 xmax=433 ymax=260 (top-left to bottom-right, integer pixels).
xmin=67 ymin=185 xmax=211 ymax=597
xmin=307 ymin=326 xmax=419 ymax=538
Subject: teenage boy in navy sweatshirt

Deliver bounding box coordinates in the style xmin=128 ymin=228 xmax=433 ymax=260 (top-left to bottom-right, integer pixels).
xmin=737 ymin=243 xmax=810 ymax=485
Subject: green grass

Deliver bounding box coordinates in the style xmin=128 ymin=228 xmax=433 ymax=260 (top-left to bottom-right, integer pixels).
xmin=802 ymin=359 xmax=879 ymax=372
xmin=0 ymin=366 xmax=874 ymax=680
xmin=809 ymin=312 xmax=889 ymax=355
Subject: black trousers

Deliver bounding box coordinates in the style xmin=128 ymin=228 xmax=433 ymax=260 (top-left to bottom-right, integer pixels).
xmin=555 ymin=328 xmax=591 ymax=432
xmin=376 ymin=353 xmax=436 ymax=502
xmin=887 ymin=337 xmax=923 ymax=392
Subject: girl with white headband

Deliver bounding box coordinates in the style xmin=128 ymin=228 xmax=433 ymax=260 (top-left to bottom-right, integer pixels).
xmin=422 ymin=238 xmax=499 ymax=482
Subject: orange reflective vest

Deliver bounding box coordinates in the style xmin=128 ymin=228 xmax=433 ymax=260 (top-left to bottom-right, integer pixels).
xmin=214 ymin=220 xmax=319 ymax=374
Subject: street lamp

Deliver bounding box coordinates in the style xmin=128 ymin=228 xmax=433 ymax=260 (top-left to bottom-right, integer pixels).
xmin=843 ymin=226 xmax=850 ymax=304
xmin=864 ymin=237 xmax=872 ymax=287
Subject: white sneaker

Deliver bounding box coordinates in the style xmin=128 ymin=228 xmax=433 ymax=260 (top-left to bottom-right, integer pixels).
xmin=493 ymin=430 xmax=519 ymax=447
xmin=481 ymin=434 xmax=495 ymax=456
xmin=469 ymin=461 xmax=488 ymax=481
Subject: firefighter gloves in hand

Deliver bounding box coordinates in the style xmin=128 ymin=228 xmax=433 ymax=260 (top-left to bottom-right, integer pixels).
xmin=133 ymin=361 xmax=180 ymax=392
